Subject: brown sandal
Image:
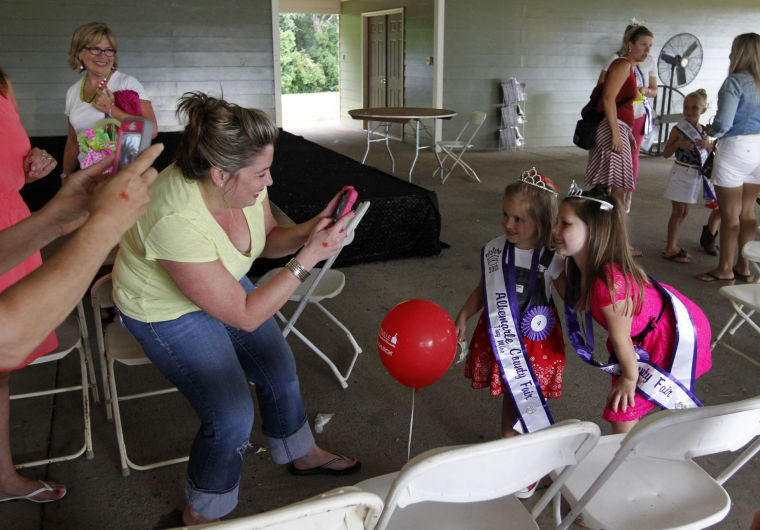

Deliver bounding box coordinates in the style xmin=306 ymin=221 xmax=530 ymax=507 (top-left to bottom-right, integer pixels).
xmin=662 ymin=248 xmax=691 ymax=264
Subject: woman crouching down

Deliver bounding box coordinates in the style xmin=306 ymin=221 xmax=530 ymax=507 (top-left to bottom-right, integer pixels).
xmin=112 ymin=92 xmax=359 ymax=525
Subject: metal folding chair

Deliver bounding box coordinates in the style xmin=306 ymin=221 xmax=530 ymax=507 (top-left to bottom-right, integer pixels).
xmin=175 ymin=487 xmax=384 ymax=529
xmin=355 ymin=420 xmax=600 ymax=530
xmin=433 ymin=110 xmax=487 ymax=183
xmin=11 ymin=300 xmax=97 ymax=468
xmin=256 ymin=202 xmax=370 ymax=389
xmin=555 ymin=395 xmax=760 ymax=530
xmin=711 ymin=241 xmax=760 ymax=368
xmin=90 ymin=274 xmax=188 ymax=476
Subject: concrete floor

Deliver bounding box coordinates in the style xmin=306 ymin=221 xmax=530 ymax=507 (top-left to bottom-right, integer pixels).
xmin=4 ymin=122 xmax=759 ymax=529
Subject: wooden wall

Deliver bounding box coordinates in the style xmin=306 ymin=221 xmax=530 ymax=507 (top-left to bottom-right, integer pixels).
xmin=0 ymin=0 xmax=275 ymax=136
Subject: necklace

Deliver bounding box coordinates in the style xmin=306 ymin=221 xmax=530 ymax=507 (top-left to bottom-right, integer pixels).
xmin=79 ymin=69 xmax=113 ymax=103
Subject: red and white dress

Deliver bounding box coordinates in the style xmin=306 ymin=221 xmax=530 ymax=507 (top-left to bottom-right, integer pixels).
xmin=464 ymin=247 xmax=565 ymax=398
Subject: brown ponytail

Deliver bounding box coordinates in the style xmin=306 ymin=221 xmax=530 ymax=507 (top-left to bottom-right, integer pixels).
xmin=174 ymin=92 xmax=279 ymax=181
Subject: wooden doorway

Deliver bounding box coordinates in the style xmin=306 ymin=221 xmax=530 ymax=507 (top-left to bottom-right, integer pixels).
xmin=365 ymin=10 xmax=404 ymax=137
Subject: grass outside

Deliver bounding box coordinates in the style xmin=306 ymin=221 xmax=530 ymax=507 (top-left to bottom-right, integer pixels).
xmin=281 ymin=91 xmax=339 ymax=126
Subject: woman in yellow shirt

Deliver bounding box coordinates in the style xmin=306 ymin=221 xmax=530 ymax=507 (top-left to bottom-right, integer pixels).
xmin=113 ymin=92 xmax=358 ymax=526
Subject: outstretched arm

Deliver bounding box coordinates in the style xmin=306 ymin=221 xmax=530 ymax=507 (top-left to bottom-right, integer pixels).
xmin=0 ymin=144 xmax=162 ymax=369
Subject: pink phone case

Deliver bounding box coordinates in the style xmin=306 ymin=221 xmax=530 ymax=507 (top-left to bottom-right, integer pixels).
xmin=333 ymin=185 xmax=358 ymax=222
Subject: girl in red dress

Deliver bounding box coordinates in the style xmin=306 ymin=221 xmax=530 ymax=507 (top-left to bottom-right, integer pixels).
xmin=455 ymin=170 xmax=566 ymax=441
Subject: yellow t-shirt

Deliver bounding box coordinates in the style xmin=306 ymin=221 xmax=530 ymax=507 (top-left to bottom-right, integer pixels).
xmin=113 ymin=163 xmax=267 ymax=322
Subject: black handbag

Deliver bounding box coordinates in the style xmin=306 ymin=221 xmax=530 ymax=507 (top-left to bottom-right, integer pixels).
xmin=702 ymin=141 xmax=717 ymax=179
xmin=573 ymin=118 xmax=599 ymax=150
xmin=573 ymin=83 xmax=634 ymax=150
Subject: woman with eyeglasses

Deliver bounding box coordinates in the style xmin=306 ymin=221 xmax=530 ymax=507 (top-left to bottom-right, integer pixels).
xmin=61 ymin=22 xmax=158 ymax=178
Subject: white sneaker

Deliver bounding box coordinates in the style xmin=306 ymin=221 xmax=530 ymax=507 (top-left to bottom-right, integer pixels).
xmin=515 ymin=481 xmax=537 ymax=499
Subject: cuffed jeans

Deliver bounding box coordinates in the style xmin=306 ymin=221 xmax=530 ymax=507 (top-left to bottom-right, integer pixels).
xmin=119 ymin=277 xmax=314 ymax=518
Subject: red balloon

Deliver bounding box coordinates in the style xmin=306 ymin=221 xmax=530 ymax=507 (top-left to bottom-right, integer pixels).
xmin=377 ymin=299 xmax=457 ymax=389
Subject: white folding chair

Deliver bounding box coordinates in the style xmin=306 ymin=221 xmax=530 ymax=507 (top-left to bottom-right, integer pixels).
xmin=711 ymin=242 xmax=760 ymax=368
xmin=257 ymin=202 xmax=370 ymax=389
xmin=433 ymin=110 xmax=487 ymax=184
xmin=11 ymin=300 xmax=96 ymax=468
xmin=173 ymin=487 xmax=384 ymax=530
xmin=555 ymin=395 xmax=760 ymax=530
xmin=354 ymin=419 xmax=600 ymax=530
xmin=90 ymin=274 xmax=188 ymax=476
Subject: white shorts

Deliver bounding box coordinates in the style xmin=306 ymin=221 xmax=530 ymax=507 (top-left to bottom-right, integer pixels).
xmin=712 ymin=135 xmax=760 ymax=188
xmin=664 ymin=163 xmax=701 ymax=204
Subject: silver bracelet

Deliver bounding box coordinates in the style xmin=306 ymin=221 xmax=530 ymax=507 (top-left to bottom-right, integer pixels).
xmin=285 ymin=257 xmax=310 ymax=282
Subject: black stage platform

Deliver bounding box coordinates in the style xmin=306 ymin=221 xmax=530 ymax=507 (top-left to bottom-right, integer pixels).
xmin=24 ymin=130 xmax=443 ymax=274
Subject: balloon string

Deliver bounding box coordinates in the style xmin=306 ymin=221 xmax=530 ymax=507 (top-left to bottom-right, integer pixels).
xmin=407 ymin=387 xmax=415 ymax=461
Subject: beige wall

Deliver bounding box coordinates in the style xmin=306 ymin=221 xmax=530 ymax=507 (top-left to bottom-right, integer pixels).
xmin=4 ymin=0 xmax=759 ymax=147
xmin=442 ymin=0 xmax=760 ymax=148
xmin=0 ymin=1 xmax=275 ymax=136
xmin=339 ymin=0 xmax=760 ymax=148
xmin=339 ymin=0 xmax=435 ymax=132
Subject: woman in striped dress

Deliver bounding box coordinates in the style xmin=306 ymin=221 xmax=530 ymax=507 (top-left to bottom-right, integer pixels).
xmin=586 ymin=26 xmax=654 ymax=207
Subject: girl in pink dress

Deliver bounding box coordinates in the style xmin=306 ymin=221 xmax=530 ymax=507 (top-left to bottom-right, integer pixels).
xmin=554 ymin=183 xmax=712 ymax=434
xmin=0 ymin=69 xmax=66 ymax=503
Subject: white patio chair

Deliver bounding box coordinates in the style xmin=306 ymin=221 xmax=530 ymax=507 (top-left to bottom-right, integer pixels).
xmin=90 ymin=274 xmax=188 ymax=476
xmin=174 ymin=487 xmax=383 ymax=530
xmin=256 ymin=202 xmax=370 ymax=389
xmin=554 ymin=395 xmax=760 ymax=530
xmin=11 ymin=300 xmax=96 ymax=468
xmin=433 ymin=110 xmax=487 ymax=184
xmin=354 ymin=419 xmax=600 ymax=530
xmin=711 ymin=241 xmax=760 ymax=368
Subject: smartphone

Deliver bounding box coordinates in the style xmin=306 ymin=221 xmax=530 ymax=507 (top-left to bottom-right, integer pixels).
xmin=112 ymin=117 xmax=154 ymax=173
xmin=332 ymin=186 xmax=358 ymax=223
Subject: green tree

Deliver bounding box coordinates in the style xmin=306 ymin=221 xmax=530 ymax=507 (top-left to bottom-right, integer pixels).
xmin=279 ymin=13 xmax=338 ymax=94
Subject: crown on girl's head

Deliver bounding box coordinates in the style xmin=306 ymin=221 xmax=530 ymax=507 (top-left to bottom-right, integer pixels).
xmin=520 ymin=167 xmax=559 ymax=197
xmin=567 ymin=180 xmax=614 ymax=211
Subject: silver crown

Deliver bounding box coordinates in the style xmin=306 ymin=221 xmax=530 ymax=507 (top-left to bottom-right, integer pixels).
xmin=520 ymin=167 xmax=558 ymax=197
xmin=567 ymin=180 xmax=614 ymax=211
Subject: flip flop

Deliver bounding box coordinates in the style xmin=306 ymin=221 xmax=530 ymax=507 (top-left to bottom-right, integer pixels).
xmin=733 ymin=268 xmax=755 ymax=283
xmin=0 ymin=481 xmax=67 ymax=504
xmin=662 ymin=248 xmax=691 ymax=264
xmin=288 ymin=456 xmax=361 ymax=476
xmin=696 ymin=272 xmax=734 ymax=283
xmin=630 ymin=248 xmax=643 ymax=257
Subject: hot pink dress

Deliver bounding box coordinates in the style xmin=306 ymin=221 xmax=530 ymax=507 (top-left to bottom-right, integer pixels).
xmin=590 ymin=268 xmax=712 ymax=422
xmin=0 ymin=92 xmax=57 ymax=371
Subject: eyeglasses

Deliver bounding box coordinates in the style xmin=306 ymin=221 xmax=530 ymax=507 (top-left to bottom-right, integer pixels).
xmin=83 ymin=46 xmax=116 ymax=57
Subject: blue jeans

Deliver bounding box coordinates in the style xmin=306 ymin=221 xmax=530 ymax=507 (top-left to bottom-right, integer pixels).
xmin=119 ymin=277 xmax=314 ymax=518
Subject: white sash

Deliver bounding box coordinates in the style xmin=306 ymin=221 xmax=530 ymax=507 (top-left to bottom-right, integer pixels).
xmin=481 ymin=236 xmax=553 ymax=432
xmin=565 ymin=278 xmax=702 ymax=410
xmin=674 ymin=119 xmax=709 ymax=168
xmin=635 ymin=65 xmax=654 ymax=137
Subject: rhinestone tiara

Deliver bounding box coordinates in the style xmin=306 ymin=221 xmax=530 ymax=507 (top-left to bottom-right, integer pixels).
xmin=567 ymin=180 xmax=614 ymax=211
xmin=519 ymin=167 xmax=559 ymax=197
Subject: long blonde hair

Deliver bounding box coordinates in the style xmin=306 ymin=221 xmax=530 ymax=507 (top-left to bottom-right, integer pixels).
xmin=729 ymin=33 xmax=760 ymax=98
xmin=562 ymin=188 xmax=648 ymax=314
